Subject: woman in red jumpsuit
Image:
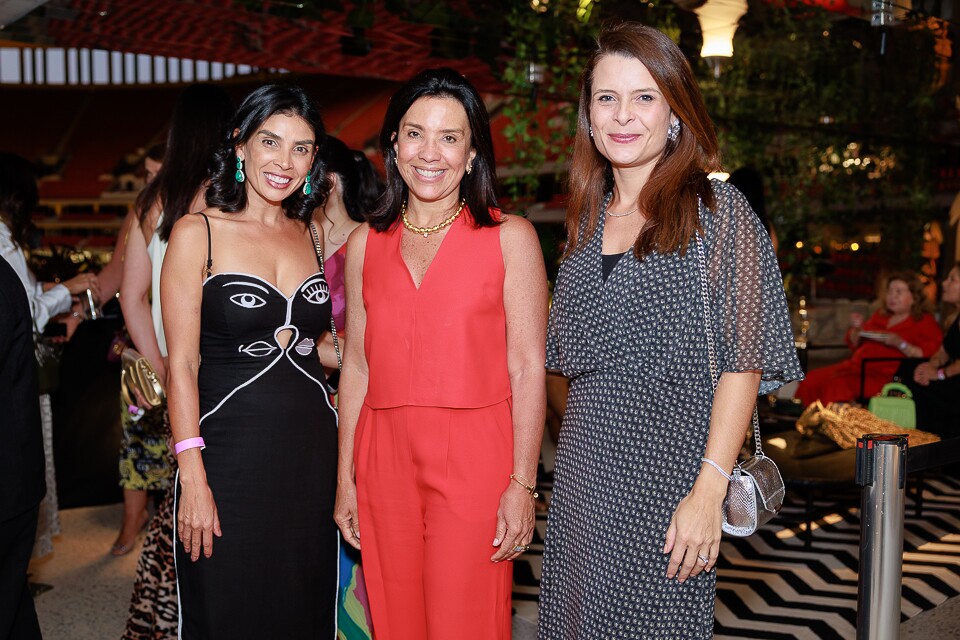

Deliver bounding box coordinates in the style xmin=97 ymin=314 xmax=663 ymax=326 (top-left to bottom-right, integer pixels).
xmin=796 ymin=271 xmax=942 ymax=405
xmin=333 ymin=68 xmax=548 ymax=640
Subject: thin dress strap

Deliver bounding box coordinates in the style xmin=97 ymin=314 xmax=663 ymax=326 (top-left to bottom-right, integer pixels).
xmin=197 ymin=212 xmax=213 ymax=279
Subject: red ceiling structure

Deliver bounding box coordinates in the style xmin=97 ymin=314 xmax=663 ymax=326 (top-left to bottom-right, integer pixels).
xmin=36 ymin=0 xmax=502 ymax=90
xmin=3 ymin=1 xmax=519 ymax=200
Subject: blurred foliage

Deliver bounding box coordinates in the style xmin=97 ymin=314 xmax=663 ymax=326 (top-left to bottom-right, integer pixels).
xmin=496 ymin=0 xmax=597 ymax=204
xmin=703 ymin=2 xmax=943 ymax=297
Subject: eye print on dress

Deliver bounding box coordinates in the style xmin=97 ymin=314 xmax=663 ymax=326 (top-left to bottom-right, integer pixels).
xmin=301 ymin=277 xmax=330 ymax=305
xmin=223 ymin=281 xmax=271 ymax=309
xmin=229 ymin=292 xmax=267 ymax=309
xmin=240 ymin=341 xmax=278 ymax=358
xmin=294 ymin=337 xmax=315 ymax=356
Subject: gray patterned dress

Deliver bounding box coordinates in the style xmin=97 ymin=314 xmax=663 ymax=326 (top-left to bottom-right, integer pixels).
xmin=538 ymin=180 xmax=802 ymax=639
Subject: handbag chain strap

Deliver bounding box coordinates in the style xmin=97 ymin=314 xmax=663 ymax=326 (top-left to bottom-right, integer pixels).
xmin=694 ymin=220 xmax=764 ymax=458
xmin=309 ymin=222 xmax=342 ymax=373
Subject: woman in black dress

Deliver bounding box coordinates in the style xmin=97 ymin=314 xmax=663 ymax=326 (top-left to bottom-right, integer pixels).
xmin=162 ymin=85 xmax=341 ymax=639
xmin=900 ymin=262 xmax=960 ymax=438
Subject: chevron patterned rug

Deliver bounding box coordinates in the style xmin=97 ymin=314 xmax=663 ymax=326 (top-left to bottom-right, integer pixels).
xmin=512 ymin=474 xmax=960 ymax=639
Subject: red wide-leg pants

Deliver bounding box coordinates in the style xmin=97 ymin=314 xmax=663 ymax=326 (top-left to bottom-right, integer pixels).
xmin=354 ymin=400 xmax=514 ymax=640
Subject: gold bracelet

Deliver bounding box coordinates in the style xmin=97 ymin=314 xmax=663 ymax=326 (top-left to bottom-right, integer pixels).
xmin=509 ymin=473 xmax=539 ymax=499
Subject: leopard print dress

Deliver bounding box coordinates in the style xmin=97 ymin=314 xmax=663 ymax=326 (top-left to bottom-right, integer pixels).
xmin=122 ymin=482 xmax=178 ymax=639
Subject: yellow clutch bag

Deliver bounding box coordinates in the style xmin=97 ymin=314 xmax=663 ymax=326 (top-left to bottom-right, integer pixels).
xmin=119 ymin=346 xmax=165 ymax=411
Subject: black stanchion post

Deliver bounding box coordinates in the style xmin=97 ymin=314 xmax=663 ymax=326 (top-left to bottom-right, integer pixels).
xmin=855 ymin=434 xmax=908 ymax=640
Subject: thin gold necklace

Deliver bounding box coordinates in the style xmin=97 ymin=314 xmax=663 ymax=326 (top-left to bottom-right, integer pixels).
xmin=401 ymin=199 xmax=465 ymax=238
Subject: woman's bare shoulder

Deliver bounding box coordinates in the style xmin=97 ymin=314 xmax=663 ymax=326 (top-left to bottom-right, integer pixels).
xmin=168 ymin=211 xmax=214 ymax=247
xmin=346 ymin=223 xmax=370 ymax=252
xmin=498 ymin=213 xmax=539 ymax=252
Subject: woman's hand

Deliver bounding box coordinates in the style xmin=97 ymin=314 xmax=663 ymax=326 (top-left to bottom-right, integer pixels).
xmin=663 ymin=483 xmax=724 ymax=582
xmin=154 ymin=356 xmax=169 ymax=389
xmin=490 ymin=484 xmax=535 ymax=563
xmin=334 ymin=479 xmax=361 ymax=550
xmin=879 ymin=332 xmax=902 ymax=347
xmin=62 ymin=272 xmax=100 ymax=299
xmin=914 ymin=362 xmax=938 ymax=386
xmin=63 ymin=303 xmax=83 ymax=340
xmin=177 ymin=476 xmax=221 ymax=561
xmin=848 ymin=313 xmax=864 ymax=346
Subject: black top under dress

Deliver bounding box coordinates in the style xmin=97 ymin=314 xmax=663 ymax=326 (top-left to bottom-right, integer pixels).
xmin=174 ymin=216 xmax=339 ymax=639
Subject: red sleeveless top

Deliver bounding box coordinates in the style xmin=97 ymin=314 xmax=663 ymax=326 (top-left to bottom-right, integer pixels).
xmin=362 ymin=209 xmax=511 ymax=409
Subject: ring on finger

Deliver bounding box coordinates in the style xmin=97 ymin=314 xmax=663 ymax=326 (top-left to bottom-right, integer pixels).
xmin=512 ymin=544 xmax=530 ymax=553
xmin=697 ymin=554 xmax=709 ymax=565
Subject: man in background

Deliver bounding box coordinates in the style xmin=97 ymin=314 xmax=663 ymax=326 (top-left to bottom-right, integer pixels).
xmin=0 ymin=256 xmax=45 ymax=639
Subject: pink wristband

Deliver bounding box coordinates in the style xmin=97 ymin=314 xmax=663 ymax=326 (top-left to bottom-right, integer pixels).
xmin=174 ymin=437 xmax=206 ymax=455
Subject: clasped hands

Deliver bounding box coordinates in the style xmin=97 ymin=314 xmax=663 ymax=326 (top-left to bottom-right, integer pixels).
xmin=913 ymin=362 xmax=940 ymax=387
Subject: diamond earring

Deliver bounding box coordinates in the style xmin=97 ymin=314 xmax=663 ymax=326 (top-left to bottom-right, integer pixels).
xmin=589 ymin=125 xmax=594 ymax=138
xmin=667 ymin=120 xmax=680 ymax=142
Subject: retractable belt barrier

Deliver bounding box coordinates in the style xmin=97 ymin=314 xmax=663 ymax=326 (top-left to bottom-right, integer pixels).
xmin=854 ymin=435 xmax=960 ymax=639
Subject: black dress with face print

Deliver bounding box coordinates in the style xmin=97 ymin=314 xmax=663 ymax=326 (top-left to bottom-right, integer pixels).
xmin=175 ymin=269 xmax=339 ymax=639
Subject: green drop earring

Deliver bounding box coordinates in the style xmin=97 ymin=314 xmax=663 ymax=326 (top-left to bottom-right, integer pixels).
xmin=235 ymin=157 xmax=245 ymax=183
xmin=302 ymin=173 xmax=312 ymax=196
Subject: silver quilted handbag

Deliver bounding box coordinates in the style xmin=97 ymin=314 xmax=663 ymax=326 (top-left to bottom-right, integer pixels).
xmin=696 ymin=231 xmax=785 ymax=537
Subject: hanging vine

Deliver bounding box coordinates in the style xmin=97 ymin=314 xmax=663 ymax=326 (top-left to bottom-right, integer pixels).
xmin=497 ymin=1 xmax=597 ymax=207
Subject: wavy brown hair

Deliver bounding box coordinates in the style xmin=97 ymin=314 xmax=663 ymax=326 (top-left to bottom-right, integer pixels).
xmin=881 ymin=271 xmax=929 ymax=320
xmin=565 ymin=22 xmax=722 ymax=259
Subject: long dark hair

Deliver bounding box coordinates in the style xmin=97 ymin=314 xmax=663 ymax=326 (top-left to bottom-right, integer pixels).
xmin=135 ymin=84 xmax=233 ymax=242
xmin=565 ymin=22 xmax=722 ymax=259
xmin=0 ymin=152 xmax=39 ymax=249
xmin=321 ymin=137 xmax=383 ymax=222
xmin=369 ymin=67 xmax=499 ymax=231
xmin=206 ymin=84 xmax=329 ymax=223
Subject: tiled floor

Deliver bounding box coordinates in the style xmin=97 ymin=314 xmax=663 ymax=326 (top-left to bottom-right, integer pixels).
xmin=29 ymin=501 xmax=960 ymax=639
xmin=30 ymin=503 xmax=140 ymax=640
xmin=902 ymin=596 xmax=960 ymax=638
xmin=29 ymin=503 xmax=542 ymax=640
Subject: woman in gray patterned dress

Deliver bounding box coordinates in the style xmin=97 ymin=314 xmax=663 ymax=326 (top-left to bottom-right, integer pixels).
xmin=538 ymin=23 xmax=802 ymax=639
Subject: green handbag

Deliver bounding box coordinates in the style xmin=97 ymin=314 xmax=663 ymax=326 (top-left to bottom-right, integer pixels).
xmin=867 ymin=382 xmax=916 ymax=429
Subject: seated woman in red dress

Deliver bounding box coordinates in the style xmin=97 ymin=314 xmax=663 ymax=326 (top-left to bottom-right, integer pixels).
xmin=796 ymin=271 xmax=942 ymax=406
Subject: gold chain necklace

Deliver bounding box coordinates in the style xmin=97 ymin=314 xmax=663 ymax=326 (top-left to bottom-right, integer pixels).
xmin=401 ymin=199 xmax=465 ymax=238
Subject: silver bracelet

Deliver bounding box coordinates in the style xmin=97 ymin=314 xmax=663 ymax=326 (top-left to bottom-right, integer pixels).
xmin=701 ymin=457 xmax=733 ymax=481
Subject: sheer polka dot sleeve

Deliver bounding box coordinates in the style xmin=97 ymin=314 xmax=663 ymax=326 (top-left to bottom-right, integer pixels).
xmin=703 ymin=180 xmax=804 ymax=394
